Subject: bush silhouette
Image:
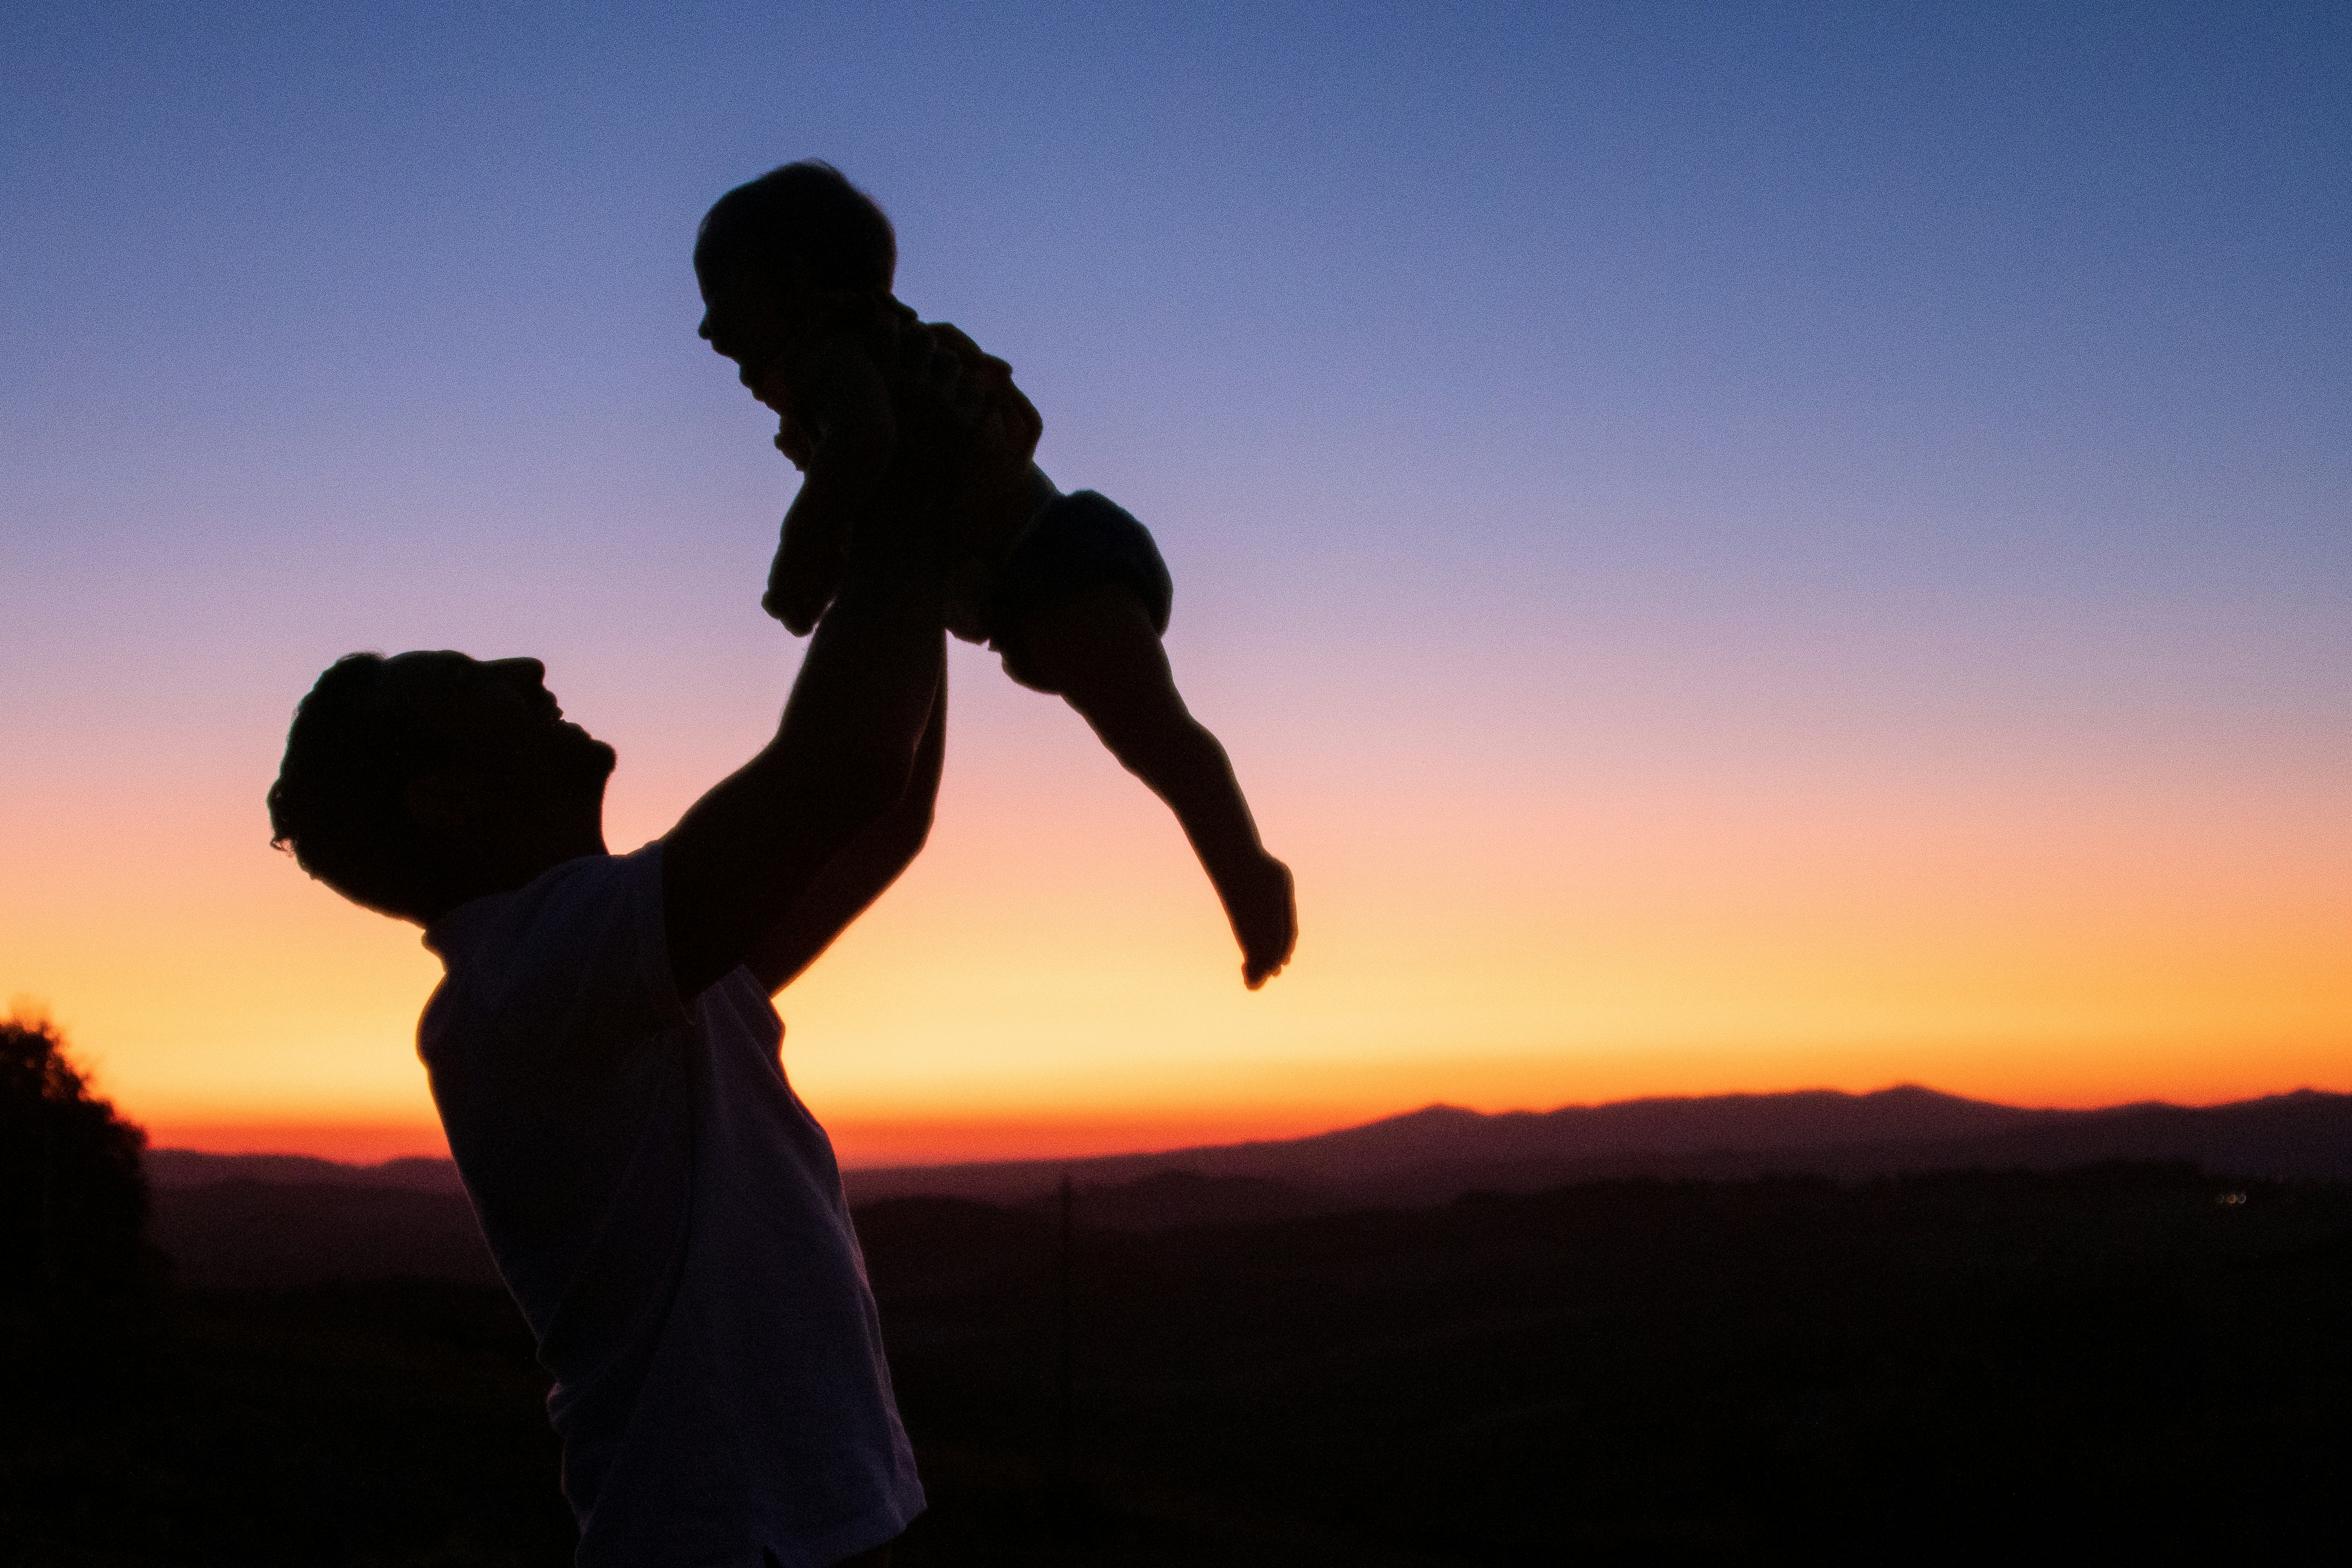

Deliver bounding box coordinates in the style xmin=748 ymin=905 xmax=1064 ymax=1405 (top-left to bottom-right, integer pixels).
xmin=0 ymin=1009 xmax=160 ymax=1319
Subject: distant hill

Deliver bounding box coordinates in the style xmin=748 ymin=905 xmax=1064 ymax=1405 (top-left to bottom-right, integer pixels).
xmin=150 ymin=1179 xmax=498 ymax=1290
xmin=855 ymin=1163 xmax=2352 ymax=1560
xmin=843 ymin=1085 xmax=2352 ymax=1214
xmin=43 ymin=1165 xmax=2352 ymax=1560
xmin=146 ymin=1149 xmax=466 ymax=1194
xmin=144 ymin=1086 xmax=2352 ymax=1281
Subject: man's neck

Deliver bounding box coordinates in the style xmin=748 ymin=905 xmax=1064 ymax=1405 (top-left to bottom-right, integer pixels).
xmin=418 ymin=819 xmax=608 ymax=925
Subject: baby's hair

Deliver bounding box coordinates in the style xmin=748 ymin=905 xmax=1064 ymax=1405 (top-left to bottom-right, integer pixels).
xmin=696 ymin=160 xmax=896 ymax=294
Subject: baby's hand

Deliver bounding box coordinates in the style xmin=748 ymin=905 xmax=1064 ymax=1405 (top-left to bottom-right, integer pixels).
xmin=763 ymin=523 xmax=841 ymax=635
xmin=749 ymin=354 xmax=793 ymax=414
xmin=773 ymin=414 xmax=815 ymax=472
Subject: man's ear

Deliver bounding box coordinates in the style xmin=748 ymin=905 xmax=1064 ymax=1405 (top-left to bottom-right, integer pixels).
xmin=403 ymin=769 xmax=488 ymax=833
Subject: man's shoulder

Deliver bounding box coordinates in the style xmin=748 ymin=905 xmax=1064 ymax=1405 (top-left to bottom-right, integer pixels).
xmin=419 ymin=844 xmax=680 ymax=1062
xmin=426 ymin=845 xmax=656 ymax=963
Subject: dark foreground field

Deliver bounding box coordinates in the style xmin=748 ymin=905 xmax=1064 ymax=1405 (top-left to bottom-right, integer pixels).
xmin=5 ymin=1164 xmax=2347 ymax=1565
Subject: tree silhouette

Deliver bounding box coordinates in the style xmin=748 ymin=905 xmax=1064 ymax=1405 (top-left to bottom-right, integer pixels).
xmin=0 ymin=1009 xmax=160 ymax=1321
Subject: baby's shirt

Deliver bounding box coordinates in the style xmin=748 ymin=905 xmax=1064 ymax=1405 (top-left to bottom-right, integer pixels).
xmin=768 ymin=292 xmax=1051 ymax=640
xmin=771 ymin=294 xmax=1038 ymax=507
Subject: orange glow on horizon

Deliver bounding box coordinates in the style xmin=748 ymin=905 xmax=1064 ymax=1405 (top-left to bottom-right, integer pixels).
xmin=136 ymin=1039 xmax=2352 ymax=1171
xmin=14 ymin=644 xmax=2348 ymax=1170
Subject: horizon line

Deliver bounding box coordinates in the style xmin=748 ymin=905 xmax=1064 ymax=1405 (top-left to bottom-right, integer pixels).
xmin=145 ymin=1080 xmax=2348 ymax=1172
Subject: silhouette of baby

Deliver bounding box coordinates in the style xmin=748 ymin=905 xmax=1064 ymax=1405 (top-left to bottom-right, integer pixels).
xmin=694 ymin=161 xmax=1296 ymax=988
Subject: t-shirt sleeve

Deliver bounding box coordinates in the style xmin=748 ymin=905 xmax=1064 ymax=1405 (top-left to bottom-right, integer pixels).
xmin=429 ymin=844 xmax=690 ymax=1085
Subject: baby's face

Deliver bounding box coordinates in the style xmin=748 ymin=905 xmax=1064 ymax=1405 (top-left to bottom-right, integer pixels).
xmin=696 ymin=255 xmax=796 ymax=408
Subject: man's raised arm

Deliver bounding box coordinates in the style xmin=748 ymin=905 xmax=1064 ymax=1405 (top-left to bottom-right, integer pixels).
xmin=661 ymin=495 xmax=943 ymax=1002
xmin=741 ymin=677 xmax=944 ymax=995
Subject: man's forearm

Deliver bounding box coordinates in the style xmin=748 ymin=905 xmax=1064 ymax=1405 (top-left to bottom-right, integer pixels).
xmin=661 ymin=488 xmax=943 ymax=1001
xmin=768 ymin=496 xmax=943 ymax=833
xmin=746 ymin=680 xmax=945 ymax=992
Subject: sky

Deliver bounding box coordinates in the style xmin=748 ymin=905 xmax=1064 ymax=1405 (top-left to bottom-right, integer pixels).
xmin=4 ymin=1 xmax=2347 ymax=1164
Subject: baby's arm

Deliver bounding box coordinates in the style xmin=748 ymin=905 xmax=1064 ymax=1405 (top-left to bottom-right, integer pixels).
xmin=759 ymin=337 xmax=896 ymax=634
xmin=1011 ymin=585 xmax=1296 ymax=988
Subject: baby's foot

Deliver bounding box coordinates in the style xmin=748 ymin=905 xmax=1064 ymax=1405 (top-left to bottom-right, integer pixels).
xmin=1223 ymin=853 xmax=1297 ymax=990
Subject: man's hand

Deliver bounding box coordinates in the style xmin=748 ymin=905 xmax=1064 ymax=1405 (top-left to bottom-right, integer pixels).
xmin=761 ymin=340 xmax=896 ymax=634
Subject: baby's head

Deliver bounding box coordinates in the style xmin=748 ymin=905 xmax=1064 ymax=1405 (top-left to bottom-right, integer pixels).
xmin=695 ymin=160 xmax=895 ymax=301
xmin=696 ymin=161 xmax=896 ymax=396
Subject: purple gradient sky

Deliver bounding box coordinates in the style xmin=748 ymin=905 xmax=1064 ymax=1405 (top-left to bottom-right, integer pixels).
xmin=4 ymin=2 xmax=2347 ymax=1151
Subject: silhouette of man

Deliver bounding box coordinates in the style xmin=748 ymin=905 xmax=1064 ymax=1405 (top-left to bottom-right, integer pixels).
xmin=265 ymin=497 xmax=943 ymax=1566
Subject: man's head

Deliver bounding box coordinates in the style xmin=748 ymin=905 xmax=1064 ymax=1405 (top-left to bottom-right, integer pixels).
xmin=694 ymin=161 xmax=895 ymax=391
xmin=267 ymin=652 xmax=615 ymax=923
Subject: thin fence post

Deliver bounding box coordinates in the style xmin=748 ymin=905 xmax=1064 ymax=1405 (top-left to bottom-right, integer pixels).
xmin=1057 ymin=1169 xmax=1074 ymax=1465
xmin=1053 ymin=1169 xmax=1079 ymax=1562
xmin=40 ymin=1115 xmax=58 ymax=1309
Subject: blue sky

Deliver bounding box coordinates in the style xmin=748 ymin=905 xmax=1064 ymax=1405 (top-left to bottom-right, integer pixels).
xmin=4 ymin=2 xmax=2346 ymax=1146
xmin=12 ymin=3 xmax=2345 ymax=592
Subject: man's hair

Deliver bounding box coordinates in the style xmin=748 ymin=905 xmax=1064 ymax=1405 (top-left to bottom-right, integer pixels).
xmin=267 ymin=653 xmax=445 ymax=918
xmin=695 ymin=160 xmax=896 ymax=293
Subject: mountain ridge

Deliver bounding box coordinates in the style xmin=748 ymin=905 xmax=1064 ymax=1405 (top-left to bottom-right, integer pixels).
xmin=145 ymin=1149 xmax=467 ymax=1194
xmin=845 ymin=1085 xmax=2351 ymax=1204
xmin=142 ymin=1086 xmax=2352 ymax=1285
xmin=146 ymin=1084 xmax=2352 ymax=1205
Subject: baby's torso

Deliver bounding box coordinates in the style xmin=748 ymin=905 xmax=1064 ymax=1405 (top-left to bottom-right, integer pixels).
xmin=778 ymin=293 xmax=1045 ymax=577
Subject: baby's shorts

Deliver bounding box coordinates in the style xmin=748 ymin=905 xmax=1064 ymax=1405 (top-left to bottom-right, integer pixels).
xmin=984 ymin=490 xmax=1174 ymax=680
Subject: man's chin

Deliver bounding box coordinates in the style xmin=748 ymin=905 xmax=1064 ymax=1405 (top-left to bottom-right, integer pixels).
xmin=555 ymin=730 xmax=619 ymax=795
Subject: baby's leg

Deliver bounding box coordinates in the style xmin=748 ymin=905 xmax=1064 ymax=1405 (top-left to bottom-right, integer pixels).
xmin=1009 ymin=584 xmax=1296 ymax=988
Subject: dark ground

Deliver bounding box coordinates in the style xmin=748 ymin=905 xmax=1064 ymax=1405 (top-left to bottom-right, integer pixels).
xmin=5 ymin=1163 xmax=2348 ymax=1565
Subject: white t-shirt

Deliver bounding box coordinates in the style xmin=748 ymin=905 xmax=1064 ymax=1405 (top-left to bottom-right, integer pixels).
xmin=418 ymin=843 xmax=924 ymax=1568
